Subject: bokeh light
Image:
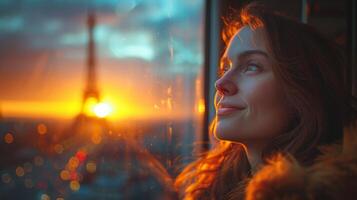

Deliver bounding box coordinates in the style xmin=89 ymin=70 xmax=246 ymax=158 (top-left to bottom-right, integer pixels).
xmin=54 ymin=144 xmax=64 ymax=154
xmin=67 ymin=157 xmax=79 ymax=171
xmin=75 ymin=150 xmax=87 ymax=163
xmin=34 ymin=156 xmax=44 ymax=166
xmin=16 ymin=166 xmax=25 ymax=177
xmin=69 ymin=180 xmax=80 ymax=191
xmin=70 ymin=172 xmax=78 ymax=181
xmin=37 ymin=123 xmax=48 ymax=135
xmin=41 ymin=194 xmax=50 ymax=200
xmin=91 ymin=133 xmax=102 ymax=144
xmin=60 ymin=170 xmax=70 ymax=181
xmin=4 ymin=132 xmax=14 ymax=144
xmin=86 ymin=161 xmax=96 ymax=173
xmin=2 ymin=173 xmax=12 ymax=184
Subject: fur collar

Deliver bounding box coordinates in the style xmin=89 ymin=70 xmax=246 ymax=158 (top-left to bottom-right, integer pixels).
xmin=240 ymin=133 xmax=357 ymax=200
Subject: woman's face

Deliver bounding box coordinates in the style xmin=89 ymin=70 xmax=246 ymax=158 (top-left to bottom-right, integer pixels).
xmin=214 ymin=26 xmax=291 ymax=143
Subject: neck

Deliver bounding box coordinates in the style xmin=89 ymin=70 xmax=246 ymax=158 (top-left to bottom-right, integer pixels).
xmin=243 ymin=141 xmax=266 ymax=171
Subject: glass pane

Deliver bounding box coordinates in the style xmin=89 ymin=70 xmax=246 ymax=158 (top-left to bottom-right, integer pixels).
xmin=0 ymin=0 xmax=205 ymax=199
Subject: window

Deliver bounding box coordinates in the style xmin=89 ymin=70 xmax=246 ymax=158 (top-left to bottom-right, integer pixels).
xmin=0 ymin=0 xmax=205 ymax=199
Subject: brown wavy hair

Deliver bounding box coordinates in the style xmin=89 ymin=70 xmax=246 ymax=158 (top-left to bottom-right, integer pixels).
xmin=175 ymin=2 xmax=357 ymax=200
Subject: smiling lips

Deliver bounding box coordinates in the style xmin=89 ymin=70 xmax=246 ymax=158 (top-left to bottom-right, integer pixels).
xmin=216 ymin=104 xmax=244 ymax=116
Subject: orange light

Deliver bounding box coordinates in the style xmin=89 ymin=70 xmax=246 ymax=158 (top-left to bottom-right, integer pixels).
xmin=67 ymin=157 xmax=80 ymax=171
xmin=91 ymin=133 xmax=102 ymax=144
xmin=86 ymin=161 xmax=96 ymax=173
xmin=198 ymin=99 xmax=205 ymax=114
xmin=83 ymin=97 xmax=98 ymax=117
xmin=1 ymin=94 xmax=193 ymax=121
xmin=83 ymin=97 xmax=113 ymax=118
xmin=1 ymin=100 xmax=81 ymax=119
xmin=4 ymin=133 xmax=14 ymax=144
xmin=70 ymin=180 xmax=80 ymax=191
xmin=93 ymin=102 xmax=112 ymax=118
xmin=37 ymin=123 xmax=47 ymax=135
xmin=16 ymin=166 xmax=25 ymax=177
xmin=60 ymin=170 xmax=70 ymax=181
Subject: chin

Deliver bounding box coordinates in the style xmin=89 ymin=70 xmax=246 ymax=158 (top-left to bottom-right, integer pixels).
xmin=214 ymin=125 xmax=239 ymax=141
xmin=214 ymin=122 xmax=253 ymax=143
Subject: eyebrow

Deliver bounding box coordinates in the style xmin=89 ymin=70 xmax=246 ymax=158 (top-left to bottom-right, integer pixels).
xmin=237 ymin=50 xmax=269 ymax=60
xmin=221 ymin=49 xmax=269 ymax=64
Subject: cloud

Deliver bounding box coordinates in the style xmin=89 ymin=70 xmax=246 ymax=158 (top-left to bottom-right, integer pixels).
xmin=0 ymin=15 xmax=24 ymax=32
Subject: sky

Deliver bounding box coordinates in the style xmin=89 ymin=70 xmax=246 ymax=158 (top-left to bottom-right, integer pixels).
xmin=0 ymin=0 xmax=204 ymax=120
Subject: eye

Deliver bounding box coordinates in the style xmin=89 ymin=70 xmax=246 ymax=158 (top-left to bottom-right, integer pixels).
xmin=242 ymin=63 xmax=262 ymax=74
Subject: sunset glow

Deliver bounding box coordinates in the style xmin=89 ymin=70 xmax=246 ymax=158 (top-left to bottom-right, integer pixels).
xmin=1 ymin=95 xmax=197 ymax=121
xmin=93 ymin=102 xmax=113 ymax=118
xmin=82 ymin=97 xmax=100 ymax=117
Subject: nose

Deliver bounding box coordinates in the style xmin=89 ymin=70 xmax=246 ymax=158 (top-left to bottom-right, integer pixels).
xmin=215 ymin=75 xmax=238 ymax=96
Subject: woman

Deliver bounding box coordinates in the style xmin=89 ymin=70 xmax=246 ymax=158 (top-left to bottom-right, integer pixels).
xmin=175 ymin=2 xmax=356 ymax=199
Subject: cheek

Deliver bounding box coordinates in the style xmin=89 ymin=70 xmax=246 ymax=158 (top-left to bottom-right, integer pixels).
xmin=243 ymin=76 xmax=290 ymax=137
xmin=244 ymin=77 xmax=281 ymax=108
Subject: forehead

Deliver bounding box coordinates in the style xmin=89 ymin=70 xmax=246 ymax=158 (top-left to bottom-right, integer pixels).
xmin=225 ymin=26 xmax=268 ymax=60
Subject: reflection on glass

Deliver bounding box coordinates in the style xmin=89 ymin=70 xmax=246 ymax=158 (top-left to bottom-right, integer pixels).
xmin=0 ymin=0 xmax=204 ymax=199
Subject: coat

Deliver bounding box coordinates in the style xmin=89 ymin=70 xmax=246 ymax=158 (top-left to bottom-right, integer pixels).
xmin=241 ymin=132 xmax=357 ymax=200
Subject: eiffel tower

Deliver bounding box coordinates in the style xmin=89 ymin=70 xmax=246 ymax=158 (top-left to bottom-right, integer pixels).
xmin=59 ymin=11 xmax=109 ymax=144
xmin=81 ymin=11 xmax=100 ymax=116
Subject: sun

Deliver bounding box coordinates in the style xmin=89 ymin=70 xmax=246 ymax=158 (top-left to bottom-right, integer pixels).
xmin=93 ymin=102 xmax=113 ymax=118
xmin=82 ymin=97 xmax=113 ymax=118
